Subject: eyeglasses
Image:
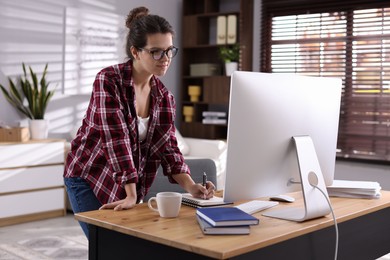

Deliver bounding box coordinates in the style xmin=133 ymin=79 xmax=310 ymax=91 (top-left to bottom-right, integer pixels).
xmin=139 ymin=46 xmax=179 ymax=61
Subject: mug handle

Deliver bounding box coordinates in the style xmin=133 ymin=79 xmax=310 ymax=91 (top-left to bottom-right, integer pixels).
xmin=148 ymin=197 xmax=159 ymax=212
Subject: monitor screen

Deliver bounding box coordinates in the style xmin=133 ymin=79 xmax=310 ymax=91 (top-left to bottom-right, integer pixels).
xmin=223 ymin=71 xmax=342 ymax=203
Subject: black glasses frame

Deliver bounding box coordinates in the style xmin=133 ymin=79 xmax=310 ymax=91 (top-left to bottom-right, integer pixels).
xmin=139 ymin=46 xmax=179 ymax=61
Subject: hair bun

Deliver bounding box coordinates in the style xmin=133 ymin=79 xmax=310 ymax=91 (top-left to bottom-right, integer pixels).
xmin=126 ymin=6 xmax=149 ymax=29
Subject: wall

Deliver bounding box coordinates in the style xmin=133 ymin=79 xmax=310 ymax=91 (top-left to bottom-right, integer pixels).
xmin=0 ymin=0 xmax=389 ymax=189
xmin=0 ymin=0 xmax=182 ymax=140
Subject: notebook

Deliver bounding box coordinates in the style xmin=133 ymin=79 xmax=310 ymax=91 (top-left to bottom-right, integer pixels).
xmin=196 ymin=207 xmax=260 ymax=227
xmin=196 ymin=215 xmax=250 ymax=235
xmin=181 ymin=193 xmax=233 ymax=208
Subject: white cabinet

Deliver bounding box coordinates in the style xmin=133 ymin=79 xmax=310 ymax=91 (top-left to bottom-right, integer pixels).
xmin=0 ymin=139 xmax=66 ymax=226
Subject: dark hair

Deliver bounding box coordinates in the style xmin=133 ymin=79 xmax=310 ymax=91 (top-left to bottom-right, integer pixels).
xmin=125 ymin=6 xmax=175 ymax=59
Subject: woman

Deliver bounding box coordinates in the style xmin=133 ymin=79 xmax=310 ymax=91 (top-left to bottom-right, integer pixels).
xmin=64 ymin=6 xmax=215 ymax=238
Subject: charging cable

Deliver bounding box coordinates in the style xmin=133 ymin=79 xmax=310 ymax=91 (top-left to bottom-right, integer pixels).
xmin=312 ymin=183 xmax=339 ymax=260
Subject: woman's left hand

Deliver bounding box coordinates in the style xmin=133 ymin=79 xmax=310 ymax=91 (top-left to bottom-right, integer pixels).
xmin=99 ymin=195 xmax=137 ymax=211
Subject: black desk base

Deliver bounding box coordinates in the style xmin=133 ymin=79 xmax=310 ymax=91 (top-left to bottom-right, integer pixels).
xmin=89 ymin=207 xmax=390 ymax=260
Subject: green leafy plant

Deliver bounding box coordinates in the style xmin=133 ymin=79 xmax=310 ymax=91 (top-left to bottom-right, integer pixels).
xmin=218 ymin=44 xmax=240 ymax=63
xmin=0 ymin=63 xmax=55 ymax=120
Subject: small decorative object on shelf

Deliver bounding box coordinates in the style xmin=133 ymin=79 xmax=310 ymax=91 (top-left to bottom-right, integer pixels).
xmin=190 ymin=63 xmax=221 ymax=77
xmin=183 ymin=106 xmax=195 ymax=122
xmin=218 ymin=44 xmax=240 ymax=76
xmin=0 ymin=63 xmax=55 ymax=140
xmin=0 ymin=127 xmax=30 ymax=142
xmin=188 ymin=85 xmax=202 ymax=102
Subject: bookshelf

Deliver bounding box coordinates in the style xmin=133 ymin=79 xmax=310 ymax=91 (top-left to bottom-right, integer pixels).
xmin=180 ymin=0 xmax=253 ymax=139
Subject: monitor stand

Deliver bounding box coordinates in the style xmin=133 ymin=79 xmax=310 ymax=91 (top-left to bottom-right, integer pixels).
xmin=263 ymin=136 xmax=331 ymax=222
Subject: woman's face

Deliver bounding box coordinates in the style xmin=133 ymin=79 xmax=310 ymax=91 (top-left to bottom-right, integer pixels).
xmin=137 ymin=33 xmax=174 ymax=77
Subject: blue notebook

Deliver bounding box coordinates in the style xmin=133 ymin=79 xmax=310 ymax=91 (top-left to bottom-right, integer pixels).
xmin=196 ymin=207 xmax=259 ymax=227
xmin=196 ymin=215 xmax=250 ymax=235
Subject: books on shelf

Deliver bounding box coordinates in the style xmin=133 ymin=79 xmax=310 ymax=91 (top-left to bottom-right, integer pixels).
xmin=202 ymin=118 xmax=227 ymax=125
xmin=196 ymin=207 xmax=260 ymax=227
xmin=202 ymin=111 xmax=227 ymax=118
xmin=196 ymin=215 xmax=250 ymax=235
xmin=202 ymin=111 xmax=227 ymax=125
xmin=181 ymin=193 xmax=233 ymax=208
xmin=327 ymin=179 xmax=382 ymax=199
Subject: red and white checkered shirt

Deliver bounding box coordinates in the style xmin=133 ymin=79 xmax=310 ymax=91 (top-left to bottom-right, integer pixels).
xmin=64 ymin=60 xmax=190 ymax=204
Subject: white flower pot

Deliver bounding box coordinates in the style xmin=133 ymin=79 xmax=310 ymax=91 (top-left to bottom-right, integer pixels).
xmin=225 ymin=62 xmax=238 ymax=76
xmin=29 ymin=119 xmax=49 ymax=140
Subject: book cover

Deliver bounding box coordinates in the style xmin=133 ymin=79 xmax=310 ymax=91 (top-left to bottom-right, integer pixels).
xmin=182 ymin=193 xmax=233 ymax=208
xmin=196 ymin=215 xmax=250 ymax=235
xmin=196 ymin=207 xmax=260 ymax=227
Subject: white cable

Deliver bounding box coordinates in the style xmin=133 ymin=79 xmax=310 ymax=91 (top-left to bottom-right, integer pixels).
xmin=313 ymin=185 xmax=339 ymax=260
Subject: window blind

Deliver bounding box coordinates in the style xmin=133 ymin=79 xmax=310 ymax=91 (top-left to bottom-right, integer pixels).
xmin=0 ymin=0 xmax=124 ymax=95
xmin=261 ymin=0 xmax=390 ymax=162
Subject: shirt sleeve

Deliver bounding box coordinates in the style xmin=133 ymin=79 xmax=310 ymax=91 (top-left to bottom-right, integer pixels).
xmin=94 ymin=70 xmax=138 ymax=186
xmin=160 ymin=96 xmax=191 ymax=183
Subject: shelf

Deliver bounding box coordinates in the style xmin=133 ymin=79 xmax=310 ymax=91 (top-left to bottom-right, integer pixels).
xmin=181 ymin=122 xmax=227 ymax=140
xmin=180 ymin=0 xmax=253 ymax=139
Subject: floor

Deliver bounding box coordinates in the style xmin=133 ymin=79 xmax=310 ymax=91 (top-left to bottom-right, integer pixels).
xmin=0 ymin=213 xmax=389 ymax=260
xmin=0 ymin=213 xmax=87 ymax=260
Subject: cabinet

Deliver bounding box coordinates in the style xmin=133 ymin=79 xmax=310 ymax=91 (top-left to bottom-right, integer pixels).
xmin=0 ymin=139 xmax=66 ymax=226
xmin=180 ymin=0 xmax=253 ymax=139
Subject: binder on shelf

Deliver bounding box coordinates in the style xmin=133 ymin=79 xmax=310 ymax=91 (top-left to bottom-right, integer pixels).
xmin=217 ymin=16 xmax=227 ymax=45
xmin=227 ymin=15 xmax=237 ymax=44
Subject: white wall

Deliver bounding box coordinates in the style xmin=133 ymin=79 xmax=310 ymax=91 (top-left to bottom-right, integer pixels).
xmin=0 ymin=0 xmax=182 ymax=140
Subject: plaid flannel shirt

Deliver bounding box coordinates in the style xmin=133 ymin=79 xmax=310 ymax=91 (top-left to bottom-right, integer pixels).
xmin=64 ymin=60 xmax=190 ymax=204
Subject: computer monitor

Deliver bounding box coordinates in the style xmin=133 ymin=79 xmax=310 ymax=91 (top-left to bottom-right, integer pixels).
xmin=223 ymin=71 xmax=342 ymax=221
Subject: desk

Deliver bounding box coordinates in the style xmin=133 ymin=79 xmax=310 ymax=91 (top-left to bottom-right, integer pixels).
xmin=75 ymin=191 xmax=390 ymax=260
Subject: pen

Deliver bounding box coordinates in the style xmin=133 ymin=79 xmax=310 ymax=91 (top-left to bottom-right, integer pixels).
xmin=203 ymin=172 xmax=207 ymax=199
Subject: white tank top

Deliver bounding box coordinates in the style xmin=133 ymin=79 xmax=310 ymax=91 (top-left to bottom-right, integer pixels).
xmin=137 ymin=116 xmax=150 ymax=141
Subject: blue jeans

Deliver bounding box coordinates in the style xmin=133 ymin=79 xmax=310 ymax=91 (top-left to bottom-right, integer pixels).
xmin=64 ymin=177 xmax=102 ymax=239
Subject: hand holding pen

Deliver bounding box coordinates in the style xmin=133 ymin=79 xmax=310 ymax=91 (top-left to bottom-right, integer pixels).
xmin=203 ymin=172 xmax=208 ymax=200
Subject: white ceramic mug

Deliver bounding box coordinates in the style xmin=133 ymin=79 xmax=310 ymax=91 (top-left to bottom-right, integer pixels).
xmin=147 ymin=192 xmax=182 ymax=218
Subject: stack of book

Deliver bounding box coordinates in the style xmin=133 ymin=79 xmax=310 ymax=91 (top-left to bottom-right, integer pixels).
xmin=196 ymin=207 xmax=259 ymax=235
xmin=202 ymin=111 xmax=227 ymax=125
xmin=327 ymin=179 xmax=382 ymax=199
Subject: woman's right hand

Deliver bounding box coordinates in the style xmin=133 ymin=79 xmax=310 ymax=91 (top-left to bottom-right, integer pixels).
xmin=99 ymin=182 xmax=137 ymax=211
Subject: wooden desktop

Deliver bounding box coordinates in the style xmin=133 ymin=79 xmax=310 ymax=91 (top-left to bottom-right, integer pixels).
xmin=75 ymin=190 xmax=390 ymax=260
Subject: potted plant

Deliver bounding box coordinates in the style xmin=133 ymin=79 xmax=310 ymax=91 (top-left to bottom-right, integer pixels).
xmin=218 ymin=44 xmax=240 ymax=76
xmin=0 ymin=63 xmax=55 ymax=139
